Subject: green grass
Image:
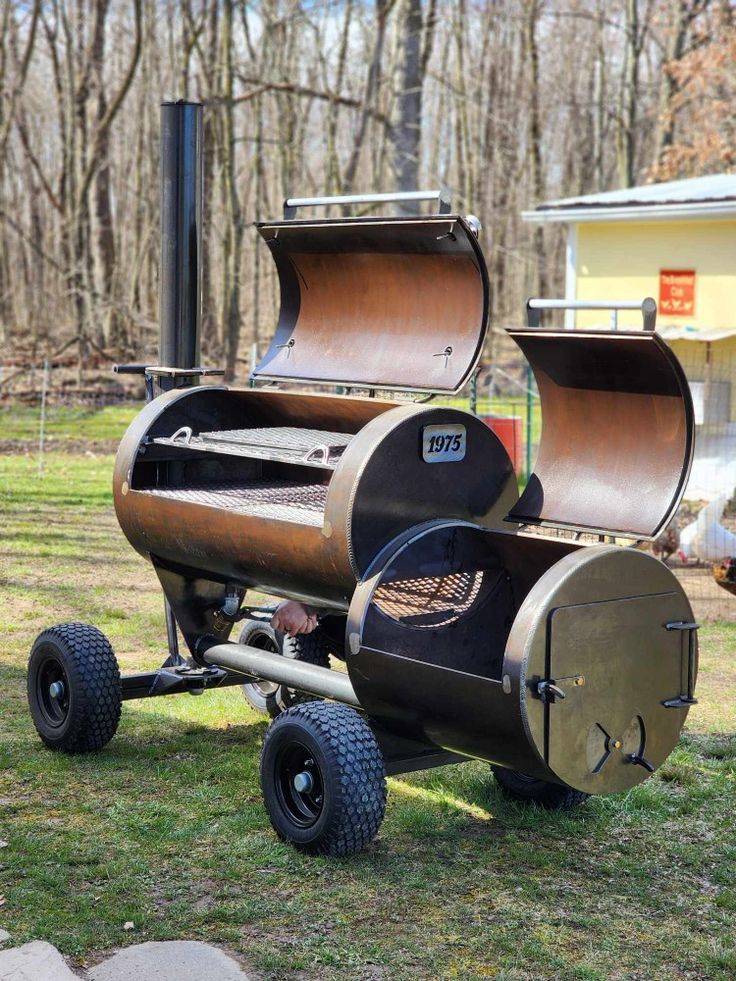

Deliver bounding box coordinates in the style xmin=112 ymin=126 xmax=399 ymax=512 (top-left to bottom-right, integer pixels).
xmin=0 ymin=407 xmax=734 ymax=980
xmin=0 ymin=403 xmax=140 ymax=447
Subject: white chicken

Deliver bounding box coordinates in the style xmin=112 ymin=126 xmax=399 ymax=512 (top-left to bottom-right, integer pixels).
xmin=678 ymin=493 xmax=736 ymax=563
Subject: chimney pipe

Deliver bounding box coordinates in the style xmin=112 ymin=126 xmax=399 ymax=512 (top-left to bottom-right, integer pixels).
xmin=159 ymin=101 xmax=203 ymax=373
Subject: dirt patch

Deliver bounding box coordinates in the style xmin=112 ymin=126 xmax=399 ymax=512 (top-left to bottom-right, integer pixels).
xmin=0 ymin=439 xmax=119 ymax=455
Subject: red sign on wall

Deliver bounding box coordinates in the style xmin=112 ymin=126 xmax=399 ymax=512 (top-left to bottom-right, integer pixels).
xmin=659 ymin=269 xmax=696 ymax=316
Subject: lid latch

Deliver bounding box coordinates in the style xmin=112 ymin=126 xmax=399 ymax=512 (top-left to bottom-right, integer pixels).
xmin=536 ymin=680 xmax=566 ymax=704
xmin=536 ymin=674 xmax=585 ymax=704
xmin=276 ymin=338 xmax=295 ymax=357
xmin=433 ymin=346 xmax=453 ymax=368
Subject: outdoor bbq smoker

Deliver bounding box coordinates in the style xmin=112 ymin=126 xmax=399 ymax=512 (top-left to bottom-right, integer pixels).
xmin=27 ymin=102 xmax=698 ymax=857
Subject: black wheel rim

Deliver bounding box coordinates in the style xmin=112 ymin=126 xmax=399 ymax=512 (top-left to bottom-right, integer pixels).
xmin=274 ymin=740 xmax=325 ymax=828
xmin=244 ymin=629 xmax=280 ymax=698
xmin=35 ymin=655 xmax=70 ymax=728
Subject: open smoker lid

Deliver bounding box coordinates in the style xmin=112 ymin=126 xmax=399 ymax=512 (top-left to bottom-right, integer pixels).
xmin=507 ymin=328 xmax=695 ymax=540
xmin=253 ymin=215 xmax=489 ymax=393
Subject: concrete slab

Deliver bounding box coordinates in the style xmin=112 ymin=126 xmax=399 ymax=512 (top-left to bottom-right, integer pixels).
xmin=87 ymin=941 xmax=249 ymax=981
xmin=0 ymin=940 xmax=80 ymax=981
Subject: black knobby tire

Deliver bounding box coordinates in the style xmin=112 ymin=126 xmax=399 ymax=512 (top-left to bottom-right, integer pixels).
xmin=27 ymin=623 xmax=122 ymax=754
xmin=491 ymin=765 xmax=590 ymax=810
xmin=260 ymin=702 xmax=387 ymax=856
xmin=270 ymin=631 xmax=331 ymax=717
xmin=239 ymin=620 xmax=332 ymax=719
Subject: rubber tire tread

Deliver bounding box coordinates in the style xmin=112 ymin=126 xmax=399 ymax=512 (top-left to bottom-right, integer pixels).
xmin=261 ymin=702 xmax=386 ymax=857
xmin=269 ymin=629 xmax=332 ymax=718
xmin=491 ymin=765 xmax=590 ymax=810
xmin=28 ymin=623 xmax=121 ymax=753
xmin=281 ymin=631 xmax=331 ymax=669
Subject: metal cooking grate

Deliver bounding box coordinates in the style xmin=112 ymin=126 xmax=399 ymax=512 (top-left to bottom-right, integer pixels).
xmin=145 ymin=479 xmax=328 ymax=526
xmin=373 ymin=571 xmax=484 ymax=628
xmin=199 ymin=427 xmax=352 ymax=454
xmin=153 ymin=426 xmax=353 ymax=470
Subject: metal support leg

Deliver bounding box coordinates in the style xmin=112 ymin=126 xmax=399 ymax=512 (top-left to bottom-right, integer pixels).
xmin=161 ymin=599 xmax=186 ymax=667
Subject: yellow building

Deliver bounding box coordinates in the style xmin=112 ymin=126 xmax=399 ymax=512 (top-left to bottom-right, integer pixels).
xmin=523 ymin=174 xmax=736 ymax=499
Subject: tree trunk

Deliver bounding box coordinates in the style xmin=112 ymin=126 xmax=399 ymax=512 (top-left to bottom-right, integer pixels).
xmin=221 ymin=0 xmax=244 ymax=382
xmin=525 ymin=0 xmax=548 ymax=297
xmin=393 ymin=0 xmax=424 ymax=195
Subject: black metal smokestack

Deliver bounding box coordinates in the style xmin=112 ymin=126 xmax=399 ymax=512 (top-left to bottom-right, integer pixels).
xmin=159 ymin=101 xmax=203 ymax=371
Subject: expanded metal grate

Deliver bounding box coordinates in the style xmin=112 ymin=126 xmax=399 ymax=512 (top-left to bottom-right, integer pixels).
xmin=153 ymin=426 xmax=353 ymax=470
xmin=146 ymin=479 xmax=328 ymax=526
xmin=200 ymin=427 xmax=352 ymax=454
xmin=373 ymin=571 xmax=484 ymax=628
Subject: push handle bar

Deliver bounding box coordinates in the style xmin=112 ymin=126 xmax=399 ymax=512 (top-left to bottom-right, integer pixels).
xmin=526 ymin=297 xmax=657 ymax=332
xmin=113 ymin=363 xmax=149 ymax=375
xmin=283 ymin=188 xmax=452 ymax=219
xmin=113 ymin=363 xmax=225 ymax=402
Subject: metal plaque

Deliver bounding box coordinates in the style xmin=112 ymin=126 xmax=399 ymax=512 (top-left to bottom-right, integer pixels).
xmin=422 ymin=424 xmax=466 ymax=463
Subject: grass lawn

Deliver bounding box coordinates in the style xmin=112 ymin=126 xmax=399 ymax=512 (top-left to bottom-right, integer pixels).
xmin=0 ymin=402 xmax=141 ymax=451
xmin=0 ymin=406 xmax=734 ymax=980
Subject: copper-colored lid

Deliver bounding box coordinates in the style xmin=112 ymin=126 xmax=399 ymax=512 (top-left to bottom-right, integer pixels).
xmin=507 ymin=329 xmax=694 ymax=540
xmin=253 ymin=216 xmax=489 ymax=393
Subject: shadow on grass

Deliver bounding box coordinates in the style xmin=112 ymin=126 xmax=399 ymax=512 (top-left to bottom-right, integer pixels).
xmin=6 ymin=652 xmax=722 ymax=852
xmin=1 ymin=649 xmax=539 ymax=840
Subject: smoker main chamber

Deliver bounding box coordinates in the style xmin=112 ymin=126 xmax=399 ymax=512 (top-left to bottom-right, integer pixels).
xmin=27 ymin=102 xmax=699 ymax=856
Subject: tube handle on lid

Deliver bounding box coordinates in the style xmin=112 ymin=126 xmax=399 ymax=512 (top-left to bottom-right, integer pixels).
xmin=283 ymin=188 xmax=451 ymax=219
xmin=526 ymin=297 xmax=657 ymax=331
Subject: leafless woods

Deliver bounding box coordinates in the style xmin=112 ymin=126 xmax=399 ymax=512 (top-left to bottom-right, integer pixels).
xmin=0 ymin=0 xmax=733 ymax=384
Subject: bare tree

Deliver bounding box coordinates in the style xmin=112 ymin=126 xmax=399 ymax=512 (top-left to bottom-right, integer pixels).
xmin=393 ymin=0 xmax=436 ymax=194
xmin=0 ymin=0 xmax=730 ymax=392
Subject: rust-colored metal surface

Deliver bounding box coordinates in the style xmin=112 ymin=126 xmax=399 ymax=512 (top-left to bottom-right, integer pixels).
xmin=507 ymin=329 xmax=694 ymax=539
xmin=253 ymin=216 xmax=489 ymax=393
xmin=114 ymin=387 xmax=518 ymax=612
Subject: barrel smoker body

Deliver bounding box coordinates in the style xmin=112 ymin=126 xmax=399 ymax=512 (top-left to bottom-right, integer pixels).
xmin=27 ymin=102 xmax=699 ymax=858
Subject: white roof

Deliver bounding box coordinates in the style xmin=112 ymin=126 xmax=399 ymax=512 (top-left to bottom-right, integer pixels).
xmin=657 ymin=324 xmax=736 ymax=343
xmin=523 ymin=174 xmax=736 ymax=223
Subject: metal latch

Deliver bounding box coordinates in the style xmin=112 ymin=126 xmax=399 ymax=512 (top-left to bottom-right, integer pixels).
xmin=276 ymin=338 xmax=295 ymax=358
xmin=536 ymin=675 xmax=585 ymax=704
xmin=433 ymin=346 xmax=453 ymax=367
xmin=536 ymin=680 xmax=566 ymax=704
xmin=662 ymin=620 xmax=699 ymax=708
